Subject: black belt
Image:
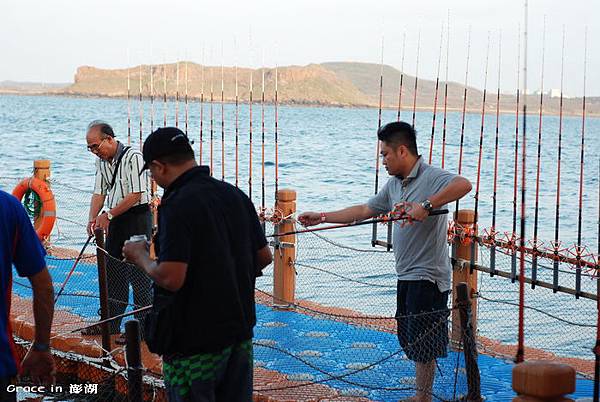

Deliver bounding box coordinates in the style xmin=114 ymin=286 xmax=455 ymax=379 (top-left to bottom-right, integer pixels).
xmin=125 ymin=203 xmax=150 ymax=215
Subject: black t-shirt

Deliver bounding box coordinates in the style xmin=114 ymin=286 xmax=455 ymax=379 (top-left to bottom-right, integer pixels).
xmin=149 ymin=165 xmax=268 ymax=356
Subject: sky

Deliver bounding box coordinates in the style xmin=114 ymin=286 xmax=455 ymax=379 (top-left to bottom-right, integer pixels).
xmin=1 ymin=0 xmax=597 ymax=96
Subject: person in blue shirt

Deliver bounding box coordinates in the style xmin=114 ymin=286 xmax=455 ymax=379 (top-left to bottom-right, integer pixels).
xmin=0 ymin=190 xmax=55 ymax=401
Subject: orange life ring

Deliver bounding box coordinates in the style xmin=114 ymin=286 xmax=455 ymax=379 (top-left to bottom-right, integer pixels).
xmin=12 ymin=177 xmax=56 ymax=241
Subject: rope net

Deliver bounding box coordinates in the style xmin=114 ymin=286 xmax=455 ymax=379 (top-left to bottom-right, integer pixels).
xmin=1 ymin=174 xmax=597 ymax=400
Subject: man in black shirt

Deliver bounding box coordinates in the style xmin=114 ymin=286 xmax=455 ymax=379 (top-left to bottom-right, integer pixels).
xmin=123 ymin=127 xmax=272 ymax=402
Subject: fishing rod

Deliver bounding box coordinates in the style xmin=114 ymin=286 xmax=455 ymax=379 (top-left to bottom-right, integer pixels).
xmin=200 ymin=48 xmax=205 ymax=164
xmin=249 ymin=47 xmax=254 ymax=199
xmin=510 ymin=25 xmax=521 ymax=282
xmin=471 ymin=32 xmax=491 ymax=274
xmin=454 ymin=26 xmax=471 ymax=214
xmin=490 ymin=30 xmax=502 ymax=277
xmin=127 ymin=50 xmax=131 ymax=146
xmin=595 ymin=126 xmax=600 ymax=401
xmin=163 ymin=56 xmax=167 ymax=128
xmin=371 ymin=36 xmax=385 ymax=248
xmin=428 ymin=23 xmax=444 ymax=164
xmin=396 ymin=32 xmax=406 ymax=121
xmin=441 ymin=11 xmax=450 ymax=169
xmin=221 ymin=46 xmax=225 ymax=181
xmin=274 ymin=56 xmax=279 ymax=196
xmin=270 ymin=209 xmax=449 ymax=238
xmin=575 ymin=28 xmax=588 ymax=299
xmin=210 ymin=58 xmax=215 ymax=176
xmin=185 ymin=60 xmax=189 ymax=136
xmin=516 ymin=1 xmax=528 ymax=365
xmin=54 ymin=235 xmax=94 ymax=302
xmin=150 ymin=62 xmax=154 ymax=133
xmin=175 ymin=61 xmax=180 ymax=128
xmin=261 ymin=49 xmax=266 ymax=212
xmin=552 ymin=27 xmax=565 ymax=292
xmin=138 ymin=63 xmax=143 ymax=150
xmin=235 ymin=41 xmax=240 ymax=187
xmin=532 ymin=18 xmax=546 ymax=288
xmin=411 ymin=31 xmax=421 ymax=127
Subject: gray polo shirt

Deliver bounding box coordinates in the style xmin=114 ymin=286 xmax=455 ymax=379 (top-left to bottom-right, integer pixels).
xmin=367 ymin=157 xmax=457 ymax=292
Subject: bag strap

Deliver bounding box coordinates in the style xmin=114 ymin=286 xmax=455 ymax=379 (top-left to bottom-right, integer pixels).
xmin=110 ymin=146 xmax=131 ymax=189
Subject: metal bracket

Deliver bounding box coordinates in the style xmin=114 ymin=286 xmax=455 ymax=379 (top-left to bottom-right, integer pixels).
xmin=269 ymin=241 xmax=295 ymax=249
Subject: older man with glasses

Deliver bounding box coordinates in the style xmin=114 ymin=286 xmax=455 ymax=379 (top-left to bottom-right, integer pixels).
xmin=84 ymin=120 xmax=152 ymax=343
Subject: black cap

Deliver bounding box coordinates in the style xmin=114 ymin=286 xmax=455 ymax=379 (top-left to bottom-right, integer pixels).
xmin=140 ymin=127 xmax=193 ymax=172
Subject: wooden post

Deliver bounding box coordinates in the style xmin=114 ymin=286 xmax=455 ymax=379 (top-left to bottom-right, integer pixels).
xmin=125 ymin=320 xmax=143 ymax=402
xmin=33 ymin=160 xmax=51 ymax=182
xmin=33 ymin=160 xmax=51 ymax=229
xmin=456 ymin=282 xmax=482 ymax=402
xmin=451 ymin=209 xmax=479 ymax=349
xmin=94 ymin=228 xmax=112 ymax=357
xmin=512 ymin=361 xmax=575 ymax=401
xmin=273 ymin=189 xmax=296 ymax=307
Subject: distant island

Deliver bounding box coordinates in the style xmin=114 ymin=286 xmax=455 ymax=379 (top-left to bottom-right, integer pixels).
xmin=1 ymin=62 xmax=598 ymax=117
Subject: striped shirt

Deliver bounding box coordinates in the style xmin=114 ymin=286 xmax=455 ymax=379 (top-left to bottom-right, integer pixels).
xmin=93 ymin=142 xmax=151 ymax=209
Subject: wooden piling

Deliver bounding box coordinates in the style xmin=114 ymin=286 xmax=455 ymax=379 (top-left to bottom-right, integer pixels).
xmin=451 ymin=209 xmax=479 ymax=348
xmin=273 ymin=189 xmax=296 ymax=307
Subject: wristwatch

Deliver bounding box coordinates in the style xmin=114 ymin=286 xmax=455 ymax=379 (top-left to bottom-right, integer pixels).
xmin=106 ymin=211 xmax=114 ymax=220
xmin=421 ymin=199 xmax=433 ymax=214
xmin=32 ymin=342 xmax=50 ymax=352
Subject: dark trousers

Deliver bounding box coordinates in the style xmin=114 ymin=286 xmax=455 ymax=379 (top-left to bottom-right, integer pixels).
xmin=0 ymin=377 xmax=16 ymax=402
xmin=105 ymin=206 xmax=153 ymax=334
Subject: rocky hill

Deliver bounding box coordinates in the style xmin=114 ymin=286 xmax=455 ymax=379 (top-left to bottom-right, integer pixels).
xmin=6 ymin=62 xmax=599 ymax=116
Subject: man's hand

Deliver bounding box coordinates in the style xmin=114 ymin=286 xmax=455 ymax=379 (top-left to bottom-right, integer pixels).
xmin=95 ymin=212 xmax=110 ymax=234
xmin=86 ymin=219 xmax=96 ymax=236
xmin=298 ymin=212 xmax=322 ymax=227
xmin=393 ymin=202 xmax=428 ymax=227
xmin=21 ymin=349 xmax=55 ymax=385
xmin=123 ymin=240 xmax=150 ymax=266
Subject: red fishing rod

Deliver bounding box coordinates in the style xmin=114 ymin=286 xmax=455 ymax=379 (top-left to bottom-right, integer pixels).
xmin=552 ymin=27 xmax=565 ymax=292
xmin=575 ymin=29 xmax=588 ymax=299
xmin=428 ymin=23 xmax=444 ymax=164
xmin=594 ymin=125 xmax=600 ymax=401
xmin=532 ymin=18 xmax=546 ymax=288
xmin=163 ymin=57 xmax=167 ymax=128
xmin=150 ymin=62 xmax=155 ymax=133
xmin=210 ymin=61 xmax=215 ymax=176
xmin=471 ymin=32 xmax=490 ymax=273
xmin=441 ymin=12 xmax=450 ymax=169
xmin=274 ymin=60 xmax=279 ymax=196
xmin=200 ymin=53 xmax=205 ymax=165
xmin=510 ymin=26 xmax=521 ymax=282
xmin=411 ymin=31 xmax=421 ymax=127
xmin=371 ymin=36 xmax=384 ymax=247
xmin=396 ymin=33 xmax=406 ymax=121
xmin=127 ymin=51 xmax=131 ymax=146
xmin=516 ymin=1 xmax=528 ymax=364
xmin=220 ymin=49 xmax=225 ymax=181
xmin=138 ymin=63 xmax=143 ymax=150
xmin=260 ymin=50 xmax=266 ymax=211
xmin=270 ymin=209 xmax=449 ymax=238
xmin=490 ymin=30 xmax=502 ymax=277
xmin=235 ymin=43 xmax=240 ymax=188
xmin=185 ymin=60 xmax=189 ymax=136
xmin=175 ymin=61 xmax=180 ymax=128
xmin=454 ymin=26 xmax=471 ymax=214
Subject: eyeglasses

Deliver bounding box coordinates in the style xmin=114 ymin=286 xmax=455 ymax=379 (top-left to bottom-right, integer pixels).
xmin=87 ymin=138 xmax=107 ymax=153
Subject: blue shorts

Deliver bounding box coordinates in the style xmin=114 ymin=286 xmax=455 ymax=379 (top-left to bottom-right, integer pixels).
xmin=396 ymin=280 xmax=450 ymax=363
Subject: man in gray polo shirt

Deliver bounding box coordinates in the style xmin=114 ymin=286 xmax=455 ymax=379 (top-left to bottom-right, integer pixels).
xmin=299 ymin=121 xmax=471 ymax=402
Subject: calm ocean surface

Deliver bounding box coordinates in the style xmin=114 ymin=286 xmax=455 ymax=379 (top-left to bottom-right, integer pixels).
xmin=1 ymin=94 xmax=599 ymax=365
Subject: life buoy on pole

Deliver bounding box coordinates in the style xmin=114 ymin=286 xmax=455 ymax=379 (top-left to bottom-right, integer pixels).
xmin=12 ymin=177 xmax=56 ymax=241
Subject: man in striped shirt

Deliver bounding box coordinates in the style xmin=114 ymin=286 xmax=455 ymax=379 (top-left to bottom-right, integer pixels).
xmin=85 ymin=120 xmax=152 ymax=339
